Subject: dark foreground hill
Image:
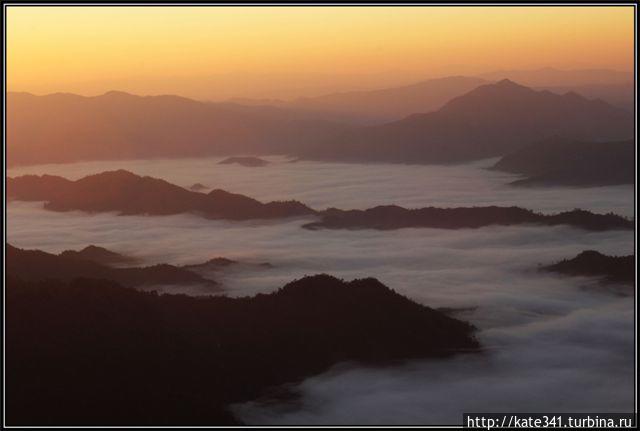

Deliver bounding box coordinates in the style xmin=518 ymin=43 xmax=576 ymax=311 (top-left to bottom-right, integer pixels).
xmin=7 ymin=170 xmax=315 ymax=220
xmin=303 ymin=206 xmax=633 ymax=232
xmin=544 ymin=250 xmax=634 ymax=285
xmin=304 ymin=80 xmax=633 ymax=163
xmin=493 ymin=137 xmax=634 ymax=187
xmin=6 ymin=274 xmax=479 ymax=425
xmin=7 ymin=244 xmax=218 ymax=290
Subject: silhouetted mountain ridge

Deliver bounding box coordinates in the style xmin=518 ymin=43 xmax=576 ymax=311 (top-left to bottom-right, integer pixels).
xmin=7 ymin=170 xmax=315 ymax=220
xmin=8 ymin=171 xmax=632 ymax=231
xmin=7 ymin=244 xmax=219 ymax=290
xmin=544 ymin=250 xmax=634 ymax=286
xmin=303 ymin=205 xmax=632 ymax=231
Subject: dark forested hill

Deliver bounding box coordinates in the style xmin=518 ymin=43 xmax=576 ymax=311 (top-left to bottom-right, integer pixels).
xmin=544 ymin=250 xmax=634 ymax=285
xmin=6 ymin=274 xmax=479 ymax=425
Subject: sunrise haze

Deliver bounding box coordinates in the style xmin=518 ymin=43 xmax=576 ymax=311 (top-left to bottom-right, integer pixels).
xmin=6 ymin=6 xmax=634 ymax=99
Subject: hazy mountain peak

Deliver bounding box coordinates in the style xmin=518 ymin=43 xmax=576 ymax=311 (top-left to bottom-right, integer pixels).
xmin=285 ymin=75 xmax=488 ymax=123
xmin=562 ymin=90 xmax=586 ymax=100
xmin=208 ymin=188 xmax=242 ymax=198
xmin=443 ymin=79 xmax=620 ymax=112
xmin=494 ymin=78 xmax=522 ymax=87
xmin=479 ymin=67 xmax=632 ymax=86
xmin=86 ymin=169 xmax=140 ymax=180
xmin=310 ymin=78 xmax=633 ymax=164
xmin=100 ymin=90 xmax=135 ymax=98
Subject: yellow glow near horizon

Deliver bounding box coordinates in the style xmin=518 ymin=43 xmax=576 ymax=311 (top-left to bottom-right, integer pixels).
xmin=6 ymin=6 xmax=635 ymax=98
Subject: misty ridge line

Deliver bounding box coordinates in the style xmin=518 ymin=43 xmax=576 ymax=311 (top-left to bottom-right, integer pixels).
xmin=7 ymin=169 xmax=633 ymax=232
xmin=9 ymin=242 xmax=635 ymax=296
xmin=6 ymin=243 xmax=221 ymax=291
xmin=6 ymin=243 xmax=271 ymax=294
xmin=10 ymin=67 xmax=634 ymax=106
xmin=7 ymin=76 xmax=634 ymax=167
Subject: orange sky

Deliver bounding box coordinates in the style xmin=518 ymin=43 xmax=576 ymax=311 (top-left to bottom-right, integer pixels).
xmin=6 ymin=5 xmax=635 ymax=99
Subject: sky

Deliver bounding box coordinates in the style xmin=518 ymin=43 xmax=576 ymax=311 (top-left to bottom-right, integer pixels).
xmin=6 ymin=5 xmax=635 ymax=99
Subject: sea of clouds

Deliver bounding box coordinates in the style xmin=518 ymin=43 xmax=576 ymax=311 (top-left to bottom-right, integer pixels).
xmin=8 ymin=155 xmax=634 ymax=216
xmin=6 ymin=157 xmax=635 ymax=424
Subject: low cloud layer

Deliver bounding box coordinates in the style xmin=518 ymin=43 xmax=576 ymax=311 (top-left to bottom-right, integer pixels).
xmin=6 ymin=157 xmax=635 ymax=424
xmin=8 ymin=156 xmax=634 ymax=216
xmin=234 ymin=300 xmax=633 ymax=425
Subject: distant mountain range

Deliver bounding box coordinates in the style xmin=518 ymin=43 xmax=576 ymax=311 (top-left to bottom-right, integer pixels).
xmin=8 ymin=76 xmax=633 ymax=167
xmin=7 ymin=91 xmax=352 ymax=166
xmin=534 ymin=83 xmax=633 ymax=112
xmin=8 ymin=170 xmax=633 ymax=232
xmin=286 ymin=76 xmax=488 ymax=123
xmin=234 ymin=68 xmax=633 ymax=122
xmin=304 ymin=79 xmax=633 ymax=163
xmin=478 ymin=67 xmax=631 ymax=87
xmin=493 ymin=137 xmax=635 ymax=187
xmin=485 ymin=67 xmax=633 ymax=111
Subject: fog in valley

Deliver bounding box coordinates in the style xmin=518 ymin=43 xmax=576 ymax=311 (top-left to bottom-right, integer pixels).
xmin=5 ymin=4 xmax=637 ymax=426
xmin=7 ymin=157 xmax=634 ymax=424
xmin=8 ymin=156 xmax=634 ymax=216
